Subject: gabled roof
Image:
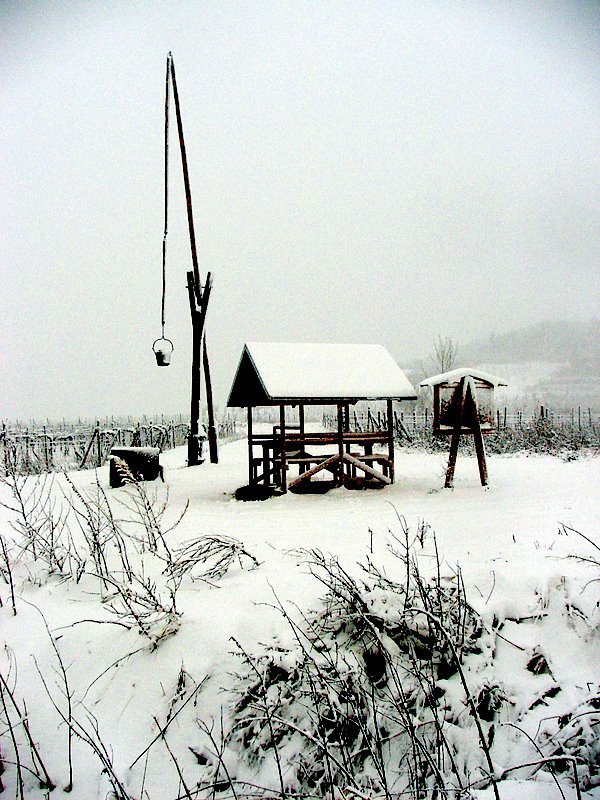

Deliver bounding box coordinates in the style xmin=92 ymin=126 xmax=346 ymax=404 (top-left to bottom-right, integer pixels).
xmin=227 ymin=342 xmax=417 ymax=407
xmin=420 ymin=367 xmax=508 ymax=388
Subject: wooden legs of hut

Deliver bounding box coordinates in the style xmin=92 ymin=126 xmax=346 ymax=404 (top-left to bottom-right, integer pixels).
xmin=244 ymin=403 xmax=397 ymax=495
xmin=444 ymin=376 xmax=488 ymax=488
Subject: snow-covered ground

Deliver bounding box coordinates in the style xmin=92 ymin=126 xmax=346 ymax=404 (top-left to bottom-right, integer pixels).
xmin=1 ymin=441 xmax=598 ymax=799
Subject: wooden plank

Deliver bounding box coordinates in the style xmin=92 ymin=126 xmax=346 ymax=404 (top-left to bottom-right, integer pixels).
xmin=274 ymin=431 xmax=389 ymax=445
xmin=287 ymin=454 xmax=342 ymax=490
xmin=342 ymin=453 xmax=391 ymax=485
xmin=287 ymin=455 xmax=335 ymax=464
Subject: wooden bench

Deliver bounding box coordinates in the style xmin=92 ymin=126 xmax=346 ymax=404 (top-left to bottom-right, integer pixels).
xmin=109 ymin=447 xmax=162 ymax=487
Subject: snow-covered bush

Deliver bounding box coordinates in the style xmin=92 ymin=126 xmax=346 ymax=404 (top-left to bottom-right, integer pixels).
xmin=218 ymin=530 xmax=500 ymax=798
xmin=193 ymin=522 xmax=599 ymax=799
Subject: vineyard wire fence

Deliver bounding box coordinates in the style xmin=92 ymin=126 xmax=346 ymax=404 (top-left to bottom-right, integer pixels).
xmin=1 ymin=415 xmax=240 ymax=476
xmin=322 ymin=404 xmax=600 ymax=455
xmin=2 ymin=405 xmax=598 ymax=476
xmin=323 ymin=404 xmax=598 ymax=436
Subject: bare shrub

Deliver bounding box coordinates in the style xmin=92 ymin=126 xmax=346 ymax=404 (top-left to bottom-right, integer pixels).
xmin=216 ymin=523 xmax=498 ymax=799
xmin=168 ymin=534 xmax=261 ymax=584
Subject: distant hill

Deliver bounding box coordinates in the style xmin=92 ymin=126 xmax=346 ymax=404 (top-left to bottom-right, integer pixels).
xmin=407 ymin=319 xmax=600 ymax=410
xmin=459 ymin=319 xmax=600 ymax=367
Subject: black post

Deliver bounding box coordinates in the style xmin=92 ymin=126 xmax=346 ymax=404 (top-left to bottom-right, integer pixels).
xmin=247 ymin=407 xmax=253 ymax=485
xmin=186 ymin=273 xmax=201 ymax=466
xmin=279 ymin=404 xmax=287 ymax=493
xmin=203 ymin=337 xmax=218 ymax=463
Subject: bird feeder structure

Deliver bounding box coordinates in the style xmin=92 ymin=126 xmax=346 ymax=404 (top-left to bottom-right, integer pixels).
xmin=228 ymin=342 xmax=417 ymax=497
xmin=420 ymin=368 xmax=507 ymax=488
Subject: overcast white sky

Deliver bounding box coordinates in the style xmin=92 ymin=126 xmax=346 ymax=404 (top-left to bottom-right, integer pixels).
xmin=1 ymin=1 xmax=599 ymax=421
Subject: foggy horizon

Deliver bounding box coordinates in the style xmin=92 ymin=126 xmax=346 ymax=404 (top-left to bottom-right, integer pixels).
xmin=2 ymin=1 xmax=599 ymax=421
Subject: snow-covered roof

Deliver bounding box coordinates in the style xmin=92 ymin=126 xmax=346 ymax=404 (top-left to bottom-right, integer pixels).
xmin=228 ymin=342 xmax=417 ymax=406
xmin=420 ymin=367 xmax=508 ymax=388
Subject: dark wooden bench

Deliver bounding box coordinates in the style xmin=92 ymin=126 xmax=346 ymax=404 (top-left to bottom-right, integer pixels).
xmin=109 ymin=447 xmax=162 ymax=487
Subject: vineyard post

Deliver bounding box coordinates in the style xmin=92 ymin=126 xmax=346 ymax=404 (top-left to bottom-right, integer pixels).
xmin=43 ymin=426 xmax=49 ymax=470
xmin=96 ymin=423 xmax=101 ymax=467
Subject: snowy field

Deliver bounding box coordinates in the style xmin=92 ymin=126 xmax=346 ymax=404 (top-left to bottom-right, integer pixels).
xmin=1 ymin=440 xmax=598 ymax=799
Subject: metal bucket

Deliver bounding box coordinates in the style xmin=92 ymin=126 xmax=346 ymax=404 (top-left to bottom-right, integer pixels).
xmin=152 ymin=338 xmax=174 ymax=367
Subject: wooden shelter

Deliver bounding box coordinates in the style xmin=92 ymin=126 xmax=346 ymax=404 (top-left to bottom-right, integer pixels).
xmin=420 ymin=368 xmax=507 ymax=487
xmin=228 ymin=343 xmax=417 ymax=495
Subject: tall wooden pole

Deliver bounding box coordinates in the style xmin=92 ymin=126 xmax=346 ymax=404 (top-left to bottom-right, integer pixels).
xmin=169 ymin=54 xmax=201 ymax=302
xmin=169 ymin=53 xmax=218 ymax=466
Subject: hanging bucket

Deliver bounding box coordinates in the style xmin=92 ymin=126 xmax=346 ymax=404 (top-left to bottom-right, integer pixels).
xmin=153 ymin=337 xmax=174 ymax=367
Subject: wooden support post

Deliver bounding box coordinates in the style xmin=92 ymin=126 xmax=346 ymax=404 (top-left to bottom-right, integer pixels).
xmin=262 ymin=442 xmax=270 ymax=485
xmin=444 ymin=376 xmax=489 ymax=488
xmin=187 ymin=277 xmax=202 ymax=467
xmin=96 ymin=423 xmax=102 ymax=467
xmin=472 ymin=418 xmax=488 ymax=486
xmin=343 ymin=404 xmax=351 ymax=460
xmin=468 ymin=383 xmax=488 ymax=486
xmin=298 ymin=404 xmax=306 ymax=474
xmin=279 ymin=404 xmax=287 ymax=493
xmin=445 ymin=377 xmax=466 ymax=489
xmin=247 ymin=407 xmax=253 ymax=485
xmin=337 ymin=404 xmax=345 ymax=485
xmin=186 ymin=272 xmax=212 ymax=467
xmin=203 ymin=337 xmax=218 ymax=463
xmin=387 ymin=398 xmax=395 ymax=483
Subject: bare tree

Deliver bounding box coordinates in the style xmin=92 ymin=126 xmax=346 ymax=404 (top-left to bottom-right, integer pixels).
xmin=430 ymin=334 xmax=458 ymax=373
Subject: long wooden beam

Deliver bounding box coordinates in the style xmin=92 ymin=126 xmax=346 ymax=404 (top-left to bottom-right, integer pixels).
xmin=287 ymin=454 xmax=341 ymax=490
xmin=343 ymin=452 xmax=391 ymax=484
xmin=169 ymin=54 xmax=201 ymax=303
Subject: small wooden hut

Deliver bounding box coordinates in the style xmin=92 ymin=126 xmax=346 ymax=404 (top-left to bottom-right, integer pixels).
xmin=228 ymin=342 xmax=417 ymax=495
xmin=420 ymin=368 xmax=507 ymax=487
